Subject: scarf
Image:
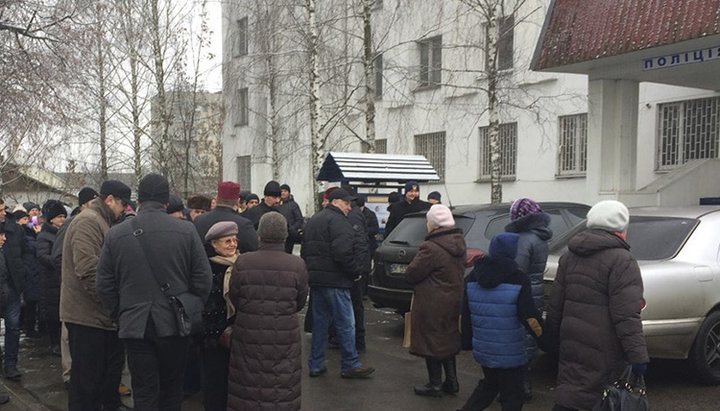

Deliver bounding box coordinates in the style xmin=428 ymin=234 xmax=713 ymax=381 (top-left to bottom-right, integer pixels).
xmin=210 ymin=254 xmax=239 ymax=319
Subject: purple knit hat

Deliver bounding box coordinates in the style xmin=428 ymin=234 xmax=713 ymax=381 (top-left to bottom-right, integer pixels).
xmin=509 ymin=198 xmax=542 ymax=221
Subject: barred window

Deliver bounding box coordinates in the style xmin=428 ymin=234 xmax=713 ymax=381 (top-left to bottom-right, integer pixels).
xmin=418 ymin=36 xmax=442 ymax=87
xmin=236 ymin=155 xmax=251 ymax=191
xmin=415 ymin=132 xmax=445 ymax=180
xmin=235 ymin=88 xmax=248 ymax=127
xmin=236 ymin=17 xmax=248 ymax=57
xmin=374 ymin=54 xmax=383 ymax=98
xmin=658 ymin=97 xmax=720 ymax=170
xmin=375 ymin=138 xmax=387 ymax=154
xmin=479 ymin=123 xmax=517 ymax=180
xmin=557 ymin=114 xmax=587 ymax=176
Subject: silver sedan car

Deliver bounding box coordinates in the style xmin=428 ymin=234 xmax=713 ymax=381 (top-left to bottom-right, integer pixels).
xmin=544 ymin=206 xmax=720 ymax=384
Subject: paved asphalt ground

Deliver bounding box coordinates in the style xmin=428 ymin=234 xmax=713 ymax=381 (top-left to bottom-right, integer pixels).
xmin=1 ymin=302 xmax=718 ymax=410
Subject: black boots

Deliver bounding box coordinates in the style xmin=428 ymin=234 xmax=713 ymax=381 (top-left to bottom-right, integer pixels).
xmin=441 ymin=356 xmax=459 ymax=394
xmin=414 ymin=356 xmax=459 ymax=397
xmin=414 ymin=358 xmax=443 ymax=397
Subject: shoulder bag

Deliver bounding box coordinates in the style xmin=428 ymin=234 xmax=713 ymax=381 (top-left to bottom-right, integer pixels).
xmin=592 ymin=365 xmax=649 ymax=411
xmin=130 ymin=219 xmax=204 ymax=337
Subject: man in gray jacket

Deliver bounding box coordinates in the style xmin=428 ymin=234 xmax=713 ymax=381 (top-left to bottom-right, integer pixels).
xmin=97 ymin=174 xmax=212 ymax=411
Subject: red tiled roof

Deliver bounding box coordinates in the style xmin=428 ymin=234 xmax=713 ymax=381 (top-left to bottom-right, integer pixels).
xmin=532 ymin=0 xmax=720 ymax=70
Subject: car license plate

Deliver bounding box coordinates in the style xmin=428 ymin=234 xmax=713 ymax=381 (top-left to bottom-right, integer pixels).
xmin=390 ymin=264 xmax=408 ymax=274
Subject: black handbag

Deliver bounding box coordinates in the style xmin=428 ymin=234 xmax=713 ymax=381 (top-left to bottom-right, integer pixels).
xmin=592 ymin=366 xmax=649 ymax=411
xmin=131 ymin=219 xmax=204 ymax=337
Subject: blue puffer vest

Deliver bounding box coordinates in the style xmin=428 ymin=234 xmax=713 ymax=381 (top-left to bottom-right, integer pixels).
xmin=466 ymin=282 xmax=527 ymax=368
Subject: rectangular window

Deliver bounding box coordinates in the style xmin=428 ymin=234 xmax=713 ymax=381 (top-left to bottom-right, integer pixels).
xmin=235 ymin=88 xmax=248 ymax=127
xmin=375 ymin=138 xmax=387 ymax=154
xmin=557 ymin=114 xmax=588 ymax=176
xmin=479 ymin=123 xmax=517 ymax=180
xmin=418 ymin=36 xmax=442 ymax=87
xmin=236 ymin=17 xmax=248 ymax=57
xmin=374 ymin=54 xmax=383 ymax=98
xmin=658 ymin=97 xmax=720 ymax=170
xmin=236 ymin=155 xmax=251 ymax=190
xmin=486 ymin=15 xmax=514 ymax=71
xmin=415 ymin=132 xmax=446 ymax=180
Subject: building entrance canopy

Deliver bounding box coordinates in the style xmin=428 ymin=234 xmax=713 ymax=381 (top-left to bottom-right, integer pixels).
xmin=316 ymin=152 xmax=440 ymax=187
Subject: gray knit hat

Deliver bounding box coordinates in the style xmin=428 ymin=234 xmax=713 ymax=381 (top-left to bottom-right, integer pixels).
xmin=586 ymin=200 xmax=629 ymax=233
xmin=257 ymin=212 xmax=288 ymax=243
xmin=205 ymin=221 xmax=239 ymax=242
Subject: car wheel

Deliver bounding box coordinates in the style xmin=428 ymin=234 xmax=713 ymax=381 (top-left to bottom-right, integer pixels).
xmin=689 ymin=310 xmax=720 ymax=385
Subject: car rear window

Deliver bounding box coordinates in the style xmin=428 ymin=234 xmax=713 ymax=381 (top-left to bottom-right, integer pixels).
xmin=626 ymin=216 xmax=697 ymax=260
xmin=385 ymin=214 xmax=474 ymax=247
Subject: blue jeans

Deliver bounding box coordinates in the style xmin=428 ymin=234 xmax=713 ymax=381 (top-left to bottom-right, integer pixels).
xmin=3 ymin=286 xmax=21 ymax=366
xmin=309 ymin=287 xmax=361 ymax=372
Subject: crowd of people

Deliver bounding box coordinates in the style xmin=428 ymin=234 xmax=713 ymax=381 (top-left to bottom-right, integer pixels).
xmin=0 ymin=174 xmax=648 ymax=411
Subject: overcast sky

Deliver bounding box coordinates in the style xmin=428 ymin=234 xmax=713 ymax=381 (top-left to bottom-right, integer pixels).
xmin=192 ymin=0 xmax=223 ymax=92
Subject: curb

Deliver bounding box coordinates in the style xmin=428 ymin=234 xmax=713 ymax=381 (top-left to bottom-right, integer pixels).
xmin=0 ymin=379 xmax=52 ymax=411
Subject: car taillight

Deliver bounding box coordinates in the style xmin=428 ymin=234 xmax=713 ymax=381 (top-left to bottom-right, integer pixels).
xmin=641 ymin=298 xmax=646 ymax=311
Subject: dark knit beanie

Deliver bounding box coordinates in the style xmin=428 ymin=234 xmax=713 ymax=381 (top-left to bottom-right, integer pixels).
xmin=264 ymin=181 xmax=282 ymax=197
xmin=137 ymin=173 xmax=170 ymax=204
xmin=23 ymin=202 xmax=39 ymax=212
xmin=43 ymin=200 xmax=67 ymax=222
xmin=489 ymin=232 xmax=520 ymax=260
xmin=166 ymin=195 xmax=184 ymax=214
xmin=404 ymin=181 xmax=420 ymax=194
xmin=246 ymin=193 xmax=259 ymax=203
xmin=257 ymin=212 xmax=288 ymax=243
xmin=280 ymin=184 xmax=291 ymax=193
xmin=100 ymin=180 xmax=132 ymax=204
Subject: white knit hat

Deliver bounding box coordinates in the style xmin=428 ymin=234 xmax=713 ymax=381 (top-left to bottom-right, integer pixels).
xmin=586 ymin=200 xmax=629 ymax=232
xmin=426 ymin=204 xmax=455 ymax=229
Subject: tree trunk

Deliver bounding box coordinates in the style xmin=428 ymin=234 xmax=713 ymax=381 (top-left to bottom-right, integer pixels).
xmin=96 ymin=5 xmax=108 ymax=180
xmin=306 ymin=0 xmax=323 ymax=212
xmin=363 ymin=0 xmax=376 ymax=152
xmin=486 ymin=5 xmax=502 ymax=204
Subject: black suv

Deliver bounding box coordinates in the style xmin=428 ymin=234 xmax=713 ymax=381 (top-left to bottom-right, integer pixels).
xmin=368 ymin=202 xmax=590 ymax=314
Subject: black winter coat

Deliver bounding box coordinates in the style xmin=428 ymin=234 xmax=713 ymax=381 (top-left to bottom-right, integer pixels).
xmin=202 ymin=259 xmax=233 ymax=349
xmin=97 ymin=202 xmax=213 ymax=339
xmin=505 ymin=212 xmax=552 ymax=312
xmin=384 ymin=198 xmax=431 ymax=235
xmin=3 ymin=215 xmax=30 ymax=293
xmin=194 ymin=206 xmax=258 ymax=255
xmin=278 ymin=196 xmax=304 ymax=242
xmin=0 ymin=249 xmax=8 ymax=316
xmin=348 ymin=205 xmax=370 ymax=276
xmin=362 ymin=207 xmax=379 ymax=254
xmin=242 ymin=201 xmax=277 ymax=230
xmin=301 ymin=204 xmax=358 ymax=289
xmin=23 ymin=225 xmax=43 ymax=301
xmin=36 ymin=223 xmax=61 ymax=322
xmin=546 ymin=229 xmax=648 ymax=410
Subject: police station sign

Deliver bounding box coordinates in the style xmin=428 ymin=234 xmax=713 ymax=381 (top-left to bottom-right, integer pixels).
xmin=643 ymin=46 xmax=720 ymax=71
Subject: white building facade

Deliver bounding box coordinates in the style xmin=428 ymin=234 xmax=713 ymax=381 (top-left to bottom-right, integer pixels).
xmin=222 ymin=0 xmax=720 ymax=214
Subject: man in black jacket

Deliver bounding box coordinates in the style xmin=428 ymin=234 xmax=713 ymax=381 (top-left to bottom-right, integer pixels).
xmin=278 ymin=184 xmax=304 ymax=253
xmin=301 ymin=188 xmax=375 ymax=379
xmin=384 ymin=181 xmax=432 ymax=235
xmin=97 ymin=174 xmax=212 ymax=411
xmin=243 ymin=180 xmax=282 ymax=229
xmin=194 ymin=181 xmax=258 ymax=255
xmin=0 ymin=200 xmax=30 ymax=380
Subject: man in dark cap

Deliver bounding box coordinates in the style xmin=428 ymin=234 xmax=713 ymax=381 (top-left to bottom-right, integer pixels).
xmin=301 ymin=188 xmax=375 ymax=379
xmin=243 ymin=181 xmax=282 ymax=229
xmin=427 ymin=191 xmax=442 ymax=205
xmin=0 ymin=198 xmax=32 ymax=381
xmin=97 ymin=173 xmax=212 ymax=411
xmin=186 ymin=195 xmax=211 ymax=222
xmin=194 ymin=181 xmax=257 ymax=254
xmin=277 ymin=184 xmax=304 ymax=253
xmin=384 ymin=181 xmax=431 ymax=235
xmin=60 ymin=179 xmax=131 ymax=411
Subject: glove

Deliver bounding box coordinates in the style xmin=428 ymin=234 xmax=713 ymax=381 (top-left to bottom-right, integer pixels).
xmin=631 ymin=363 xmax=648 ymax=375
